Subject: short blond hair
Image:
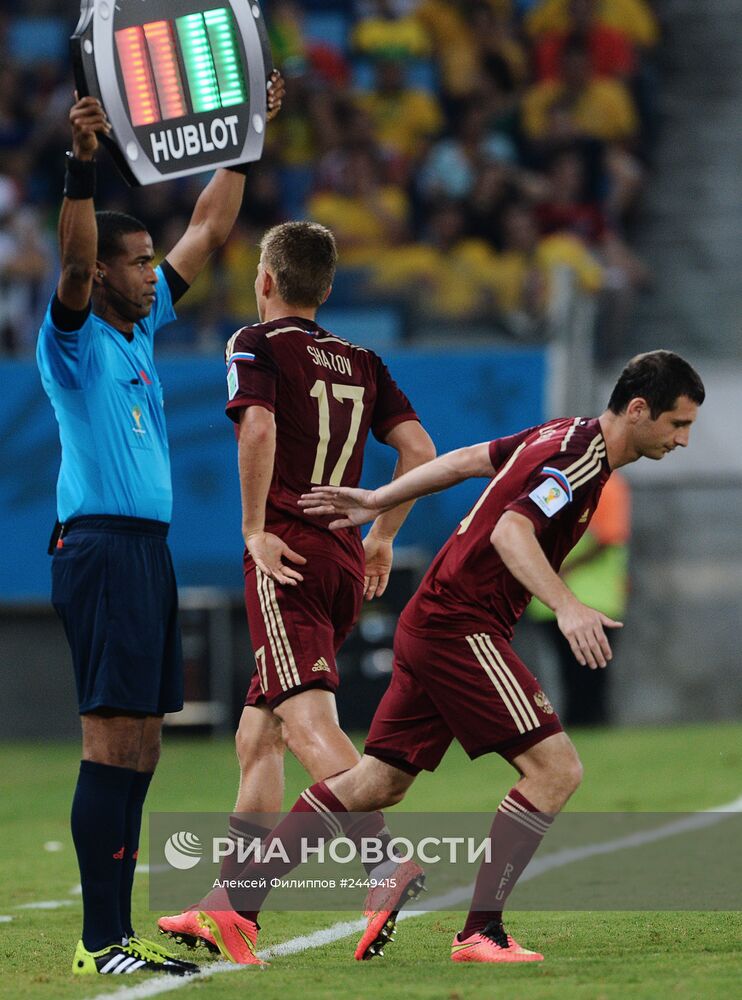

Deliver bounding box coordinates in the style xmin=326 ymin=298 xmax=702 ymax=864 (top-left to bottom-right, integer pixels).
xmin=260 ymin=222 xmax=338 ymax=307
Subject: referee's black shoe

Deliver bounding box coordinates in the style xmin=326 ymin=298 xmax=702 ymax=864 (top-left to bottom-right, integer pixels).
xmin=72 ymin=936 xmax=199 ymax=975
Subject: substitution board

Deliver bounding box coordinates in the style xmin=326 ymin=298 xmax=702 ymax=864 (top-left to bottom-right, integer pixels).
xmin=71 ymin=0 xmax=273 ymax=185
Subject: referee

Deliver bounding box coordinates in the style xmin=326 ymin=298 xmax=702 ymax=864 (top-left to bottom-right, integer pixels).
xmin=36 ymin=80 xmax=283 ymax=978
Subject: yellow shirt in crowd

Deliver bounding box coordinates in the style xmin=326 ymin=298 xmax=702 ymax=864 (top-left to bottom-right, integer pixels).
xmin=355 ymin=88 xmax=443 ymax=160
xmin=521 ymin=77 xmax=638 ymax=141
xmin=352 ymin=15 xmax=432 ymax=58
xmin=494 ymin=233 xmax=603 ymax=313
xmin=307 ymin=187 xmax=410 ymax=267
xmin=525 ymin=0 xmax=660 ymax=47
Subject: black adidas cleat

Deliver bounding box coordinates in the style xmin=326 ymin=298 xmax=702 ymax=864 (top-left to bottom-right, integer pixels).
xmin=72 ymin=936 xmax=200 ymax=976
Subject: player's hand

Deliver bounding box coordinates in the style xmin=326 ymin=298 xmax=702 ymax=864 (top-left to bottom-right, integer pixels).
xmin=266 ymin=70 xmax=285 ymax=122
xmin=299 ymin=486 xmax=380 ymax=529
xmin=246 ymin=530 xmax=306 ymax=586
xmin=69 ymin=95 xmax=111 ymax=160
xmin=362 ymin=534 xmax=393 ymax=600
xmin=555 ymin=596 xmax=623 ymax=670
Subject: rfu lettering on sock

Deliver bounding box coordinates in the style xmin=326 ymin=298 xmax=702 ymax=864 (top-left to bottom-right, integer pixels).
xmin=495 ymin=862 xmax=514 ymax=901
xmin=150 ymin=116 xmax=240 ymax=163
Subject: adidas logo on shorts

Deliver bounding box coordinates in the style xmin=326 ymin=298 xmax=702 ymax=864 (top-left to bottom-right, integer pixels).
xmin=312 ymin=657 xmax=331 ymax=673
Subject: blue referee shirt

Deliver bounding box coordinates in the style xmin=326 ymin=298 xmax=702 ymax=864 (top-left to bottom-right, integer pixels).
xmin=36 ymin=266 xmax=176 ymax=523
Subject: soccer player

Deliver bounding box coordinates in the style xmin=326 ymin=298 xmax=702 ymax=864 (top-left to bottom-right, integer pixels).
xmin=216 ymin=350 xmax=703 ymax=963
xmin=158 ymin=221 xmax=435 ymax=963
xmin=36 ymin=79 xmax=284 ymax=978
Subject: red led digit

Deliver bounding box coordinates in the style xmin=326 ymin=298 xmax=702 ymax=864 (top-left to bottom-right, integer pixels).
xmin=115 ymin=26 xmax=160 ymax=125
xmin=143 ymin=20 xmax=187 ymax=120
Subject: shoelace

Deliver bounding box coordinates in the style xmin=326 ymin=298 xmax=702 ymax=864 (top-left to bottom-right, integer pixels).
xmin=126 ymin=936 xmax=174 ymax=964
xmin=480 ymin=921 xmax=510 ymax=949
xmin=138 ymin=935 xmax=179 ymax=959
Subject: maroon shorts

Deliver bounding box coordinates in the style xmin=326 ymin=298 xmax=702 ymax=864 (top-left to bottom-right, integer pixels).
xmin=243 ymin=555 xmax=363 ymax=709
xmin=365 ymin=624 xmax=563 ymax=772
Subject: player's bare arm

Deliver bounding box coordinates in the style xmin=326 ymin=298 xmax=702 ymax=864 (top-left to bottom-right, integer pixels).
xmin=362 ymin=421 xmax=436 ymax=600
xmin=57 ymin=96 xmax=111 ymax=311
xmin=491 ymin=510 xmax=623 ymax=670
xmin=300 ymin=441 xmax=494 ymax=528
xmin=165 ymin=70 xmax=285 ymax=284
xmin=237 ymin=404 xmax=306 ymax=586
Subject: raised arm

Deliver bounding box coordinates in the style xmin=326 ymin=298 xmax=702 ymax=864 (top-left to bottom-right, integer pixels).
xmin=361 ymin=420 xmax=436 ymax=600
xmin=491 ymin=510 xmax=622 ymax=669
xmin=165 ymin=72 xmax=284 ymax=284
xmin=163 ymin=169 xmax=245 ymax=285
xmin=57 ymin=97 xmax=110 ymax=311
xmin=300 ymin=442 xmax=495 ymax=529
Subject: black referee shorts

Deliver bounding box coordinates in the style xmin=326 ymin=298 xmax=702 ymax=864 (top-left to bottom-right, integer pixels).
xmin=51 ymin=516 xmax=184 ymax=715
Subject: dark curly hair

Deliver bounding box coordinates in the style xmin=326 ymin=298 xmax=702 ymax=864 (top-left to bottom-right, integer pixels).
xmin=95 ymin=210 xmax=148 ymax=263
xmin=607 ymin=351 xmax=705 ymax=419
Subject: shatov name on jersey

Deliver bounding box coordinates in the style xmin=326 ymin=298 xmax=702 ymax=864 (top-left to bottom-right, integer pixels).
xmin=307 ymin=345 xmax=353 ymax=376
xmin=150 ymin=115 xmax=240 ymax=164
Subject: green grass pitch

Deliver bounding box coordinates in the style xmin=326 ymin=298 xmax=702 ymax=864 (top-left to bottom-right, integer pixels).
xmin=1 ymin=722 xmax=740 ymax=1000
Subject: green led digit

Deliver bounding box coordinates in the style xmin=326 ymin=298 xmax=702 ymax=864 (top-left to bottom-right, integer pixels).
xmin=176 ymin=13 xmax=220 ymax=112
xmin=204 ymin=7 xmax=247 ymax=108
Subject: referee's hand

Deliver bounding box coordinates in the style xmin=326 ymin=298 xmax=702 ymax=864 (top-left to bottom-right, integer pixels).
xmin=266 ymin=70 xmax=285 ymax=122
xmin=70 ymin=94 xmax=111 ymax=159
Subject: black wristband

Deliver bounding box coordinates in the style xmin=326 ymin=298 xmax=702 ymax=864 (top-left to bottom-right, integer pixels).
xmin=63 ymin=152 xmax=96 ymax=200
xmin=225 ymin=161 xmax=251 ymax=176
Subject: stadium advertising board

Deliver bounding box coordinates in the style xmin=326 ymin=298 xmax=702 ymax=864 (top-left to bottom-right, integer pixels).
xmin=0 ymin=349 xmax=547 ymax=599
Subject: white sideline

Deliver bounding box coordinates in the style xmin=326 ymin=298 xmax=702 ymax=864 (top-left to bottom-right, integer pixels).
xmin=16 ymin=900 xmax=75 ymax=910
xmin=86 ymin=793 xmax=742 ymax=1000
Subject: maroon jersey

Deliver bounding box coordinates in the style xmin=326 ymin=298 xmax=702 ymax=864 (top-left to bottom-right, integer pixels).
xmin=401 ymin=417 xmax=610 ymax=639
xmin=225 ymin=316 xmax=418 ymax=576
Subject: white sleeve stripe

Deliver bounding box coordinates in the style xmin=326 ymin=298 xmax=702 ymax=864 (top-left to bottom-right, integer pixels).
xmin=560 ymin=417 xmax=581 ymax=452
xmin=563 ymin=435 xmax=606 ymax=478
xmin=570 ymin=460 xmax=604 ymax=491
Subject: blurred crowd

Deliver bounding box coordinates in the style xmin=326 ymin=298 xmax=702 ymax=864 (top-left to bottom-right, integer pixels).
xmin=0 ymin=0 xmax=661 ymax=354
